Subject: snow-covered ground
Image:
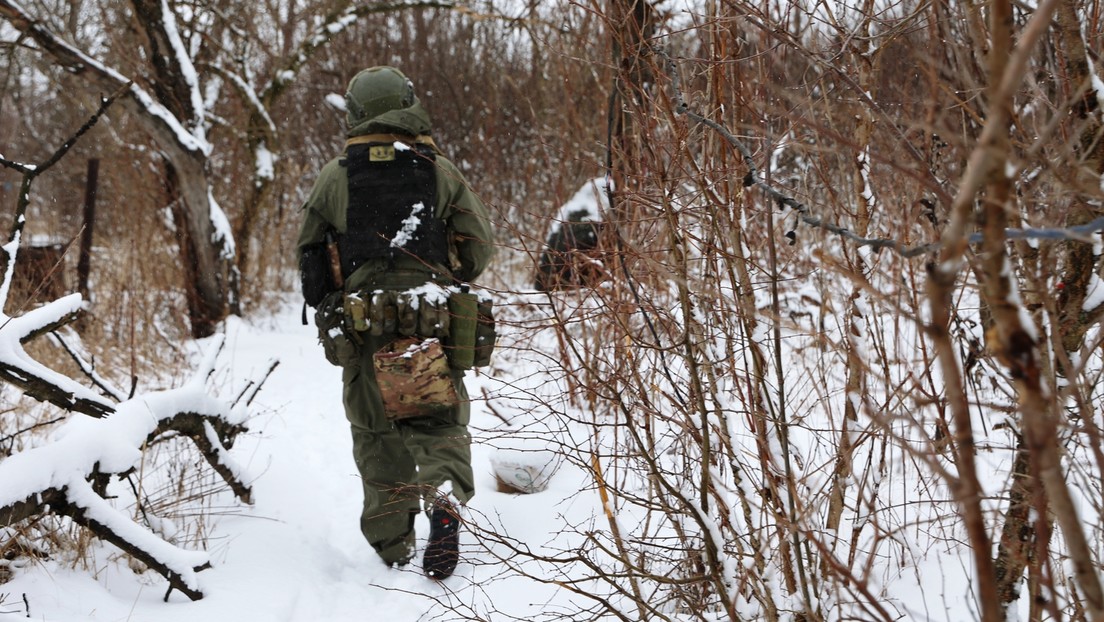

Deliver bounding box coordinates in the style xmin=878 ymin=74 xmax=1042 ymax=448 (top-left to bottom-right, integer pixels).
xmin=1 ymin=298 xmax=589 ymax=621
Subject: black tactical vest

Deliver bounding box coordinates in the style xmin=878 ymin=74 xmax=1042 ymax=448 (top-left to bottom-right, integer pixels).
xmin=339 ymin=142 xmax=448 ymax=278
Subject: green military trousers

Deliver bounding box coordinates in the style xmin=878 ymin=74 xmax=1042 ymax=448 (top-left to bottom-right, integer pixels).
xmin=342 ymin=332 xmax=475 ymax=565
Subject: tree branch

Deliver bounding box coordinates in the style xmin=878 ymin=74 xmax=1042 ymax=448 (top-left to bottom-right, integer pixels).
xmin=151 ymin=413 xmax=252 ymax=504
xmin=654 ymin=44 xmax=1104 ymax=258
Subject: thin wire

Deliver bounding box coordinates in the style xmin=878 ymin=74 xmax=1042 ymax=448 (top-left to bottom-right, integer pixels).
xmin=655 ymin=47 xmax=1104 ymax=256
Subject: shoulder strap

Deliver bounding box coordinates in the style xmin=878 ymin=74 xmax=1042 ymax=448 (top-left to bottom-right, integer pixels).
xmin=345 ymin=133 xmax=442 ymax=155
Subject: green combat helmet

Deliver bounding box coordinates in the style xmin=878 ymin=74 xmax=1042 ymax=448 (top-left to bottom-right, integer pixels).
xmin=344 ymin=66 xmax=431 ymax=135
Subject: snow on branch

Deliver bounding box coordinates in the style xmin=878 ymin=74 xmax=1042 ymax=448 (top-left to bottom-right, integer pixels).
xmin=0 ymin=0 xmax=208 ymax=155
xmin=156 ymin=0 xmax=206 ymax=139
xmin=0 ymin=86 xmax=128 ymax=418
xmin=0 ymin=66 xmax=269 ymax=600
xmin=50 ymin=329 xmax=132 ymax=402
xmin=0 ymin=294 xmax=115 ymax=418
xmin=0 ymin=8 xmax=265 ymax=601
xmin=0 ymin=335 xmax=273 ymax=601
xmin=259 ymin=0 xmax=457 ymax=103
xmin=655 ymin=46 xmax=1104 ymax=257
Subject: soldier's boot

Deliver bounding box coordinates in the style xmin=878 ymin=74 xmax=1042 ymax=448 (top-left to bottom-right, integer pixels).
xmin=423 ymin=496 xmax=461 ymax=580
xmin=377 ymin=531 xmax=415 ymax=568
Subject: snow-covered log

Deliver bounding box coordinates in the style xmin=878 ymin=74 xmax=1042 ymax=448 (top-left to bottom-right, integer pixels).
xmin=0 ymin=68 xmax=262 ymax=602
xmin=0 ymin=330 xmax=270 ymax=600
xmin=0 ymin=485 xmax=210 ymax=600
xmin=151 ymin=412 xmax=252 ymax=504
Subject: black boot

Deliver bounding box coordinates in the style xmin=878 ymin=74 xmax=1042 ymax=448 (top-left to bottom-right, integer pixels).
xmin=423 ymin=497 xmax=461 ymax=580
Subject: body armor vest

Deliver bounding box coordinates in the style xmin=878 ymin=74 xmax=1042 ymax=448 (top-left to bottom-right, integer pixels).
xmin=339 ymin=143 xmax=448 ymax=278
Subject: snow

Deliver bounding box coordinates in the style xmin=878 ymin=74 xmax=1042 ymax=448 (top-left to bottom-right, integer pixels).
xmin=0 ymin=293 xmax=113 ymax=412
xmin=66 ymin=479 xmax=209 ymax=591
xmin=254 ymin=141 xmax=275 ymax=182
xmin=160 ymin=0 xmax=206 ymax=144
xmin=547 ymin=177 xmax=607 ymax=239
xmin=400 ymin=281 xmax=451 ymax=307
xmin=0 ymin=335 xmax=236 ymax=511
xmin=1093 ymin=67 xmax=1104 ymax=127
xmin=390 ymin=202 xmax=426 ymax=249
xmin=1084 ymin=273 xmax=1104 ymax=312
xmin=326 ymin=13 xmax=357 ymax=34
xmin=130 ymin=80 xmax=211 ymax=156
xmin=0 ymin=232 xmax=21 ymax=308
xmin=324 ymin=93 xmax=346 ymax=111
xmin=0 ymin=303 xmax=601 ymax=621
xmin=207 ymin=189 xmax=236 ymax=259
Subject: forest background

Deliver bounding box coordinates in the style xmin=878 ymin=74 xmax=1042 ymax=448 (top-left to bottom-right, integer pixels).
xmin=3 ymin=0 xmax=1104 ymax=621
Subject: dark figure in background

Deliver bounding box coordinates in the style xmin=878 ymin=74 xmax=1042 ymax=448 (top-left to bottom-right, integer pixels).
xmin=534 ymin=210 xmax=605 ymax=291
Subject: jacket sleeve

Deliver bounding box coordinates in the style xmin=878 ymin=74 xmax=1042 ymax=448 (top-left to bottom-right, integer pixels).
xmin=297 ymin=158 xmax=346 ymax=251
xmin=297 ymin=159 xmax=345 ymax=305
xmin=436 ymin=158 xmax=494 ymax=283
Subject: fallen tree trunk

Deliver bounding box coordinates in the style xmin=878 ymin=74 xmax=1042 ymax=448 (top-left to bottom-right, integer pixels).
xmin=0 ymin=336 xmax=271 ymax=601
xmin=1 ymin=485 xmax=209 ymax=600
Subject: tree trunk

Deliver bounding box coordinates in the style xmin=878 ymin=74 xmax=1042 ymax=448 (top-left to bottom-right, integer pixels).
xmin=0 ymin=0 xmax=230 ymax=338
xmin=77 ymin=158 xmax=98 ymax=304
xmin=166 ymin=156 xmax=227 ymax=338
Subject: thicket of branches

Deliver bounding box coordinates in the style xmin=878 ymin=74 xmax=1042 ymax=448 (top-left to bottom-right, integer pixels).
xmin=492 ymin=1 xmax=1104 ymax=620
xmin=4 ymin=0 xmax=1104 ymax=620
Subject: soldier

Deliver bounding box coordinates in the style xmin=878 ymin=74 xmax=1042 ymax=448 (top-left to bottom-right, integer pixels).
xmin=297 ymin=66 xmax=494 ymax=579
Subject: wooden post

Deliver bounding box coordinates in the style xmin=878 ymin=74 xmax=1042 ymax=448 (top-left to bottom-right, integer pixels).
xmin=77 ymin=158 xmax=98 ymax=302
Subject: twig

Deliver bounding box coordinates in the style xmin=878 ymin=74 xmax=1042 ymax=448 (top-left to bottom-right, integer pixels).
xmin=231 ymin=358 xmax=279 ymax=409
xmin=654 ymin=46 xmax=1104 ymax=257
xmin=50 ymin=329 xmax=129 ymax=402
xmin=0 ymin=415 xmax=64 ymax=452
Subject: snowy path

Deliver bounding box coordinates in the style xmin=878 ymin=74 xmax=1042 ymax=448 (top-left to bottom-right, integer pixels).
xmin=3 ymin=303 xmax=592 ymax=621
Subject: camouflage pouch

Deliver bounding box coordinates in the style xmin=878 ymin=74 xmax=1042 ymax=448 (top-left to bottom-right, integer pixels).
xmin=314 ymin=292 xmax=359 ymax=367
xmin=373 ymin=337 xmax=459 ymax=420
xmin=375 ymin=291 xmax=399 ymax=335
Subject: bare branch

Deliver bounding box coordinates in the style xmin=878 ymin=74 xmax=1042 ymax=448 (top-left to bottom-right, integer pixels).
xmin=49 ymin=329 xmax=129 ymax=402
xmin=151 ymin=413 xmax=251 ymax=504
xmin=655 ymin=44 xmax=1104 ymax=258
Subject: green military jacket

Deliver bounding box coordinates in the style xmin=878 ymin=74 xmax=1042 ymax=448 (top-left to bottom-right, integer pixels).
xmin=297 ymin=107 xmax=494 ymax=293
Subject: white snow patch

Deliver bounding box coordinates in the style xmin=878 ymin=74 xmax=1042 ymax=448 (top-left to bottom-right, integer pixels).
xmin=160 ymin=0 xmax=206 ymax=145
xmin=1084 ymin=273 xmax=1104 ymax=312
xmin=255 ymin=142 xmax=275 ymax=182
xmin=208 ymin=189 xmax=236 ymax=259
xmin=547 ymin=177 xmax=607 ymax=240
xmin=390 ymin=202 xmax=426 ymax=249
xmin=324 ymin=93 xmax=346 ymax=111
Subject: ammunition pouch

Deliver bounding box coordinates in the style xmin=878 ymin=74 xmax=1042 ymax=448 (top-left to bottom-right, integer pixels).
xmin=345 ymin=289 xmax=452 ymax=339
xmin=314 ymin=291 xmax=359 ymax=367
xmin=474 ymin=298 xmax=496 ymax=369
xmin=340 ymin=287 xmax=497 ymax=371
xmin=373 ymin=337 xmax=459 ymax=420
xmin=442 ymin=292 xmax=497 ymax=370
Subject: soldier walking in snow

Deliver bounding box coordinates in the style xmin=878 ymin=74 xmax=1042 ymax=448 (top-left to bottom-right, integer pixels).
xmin=296 ymin=66 xmax=494 ymax=579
